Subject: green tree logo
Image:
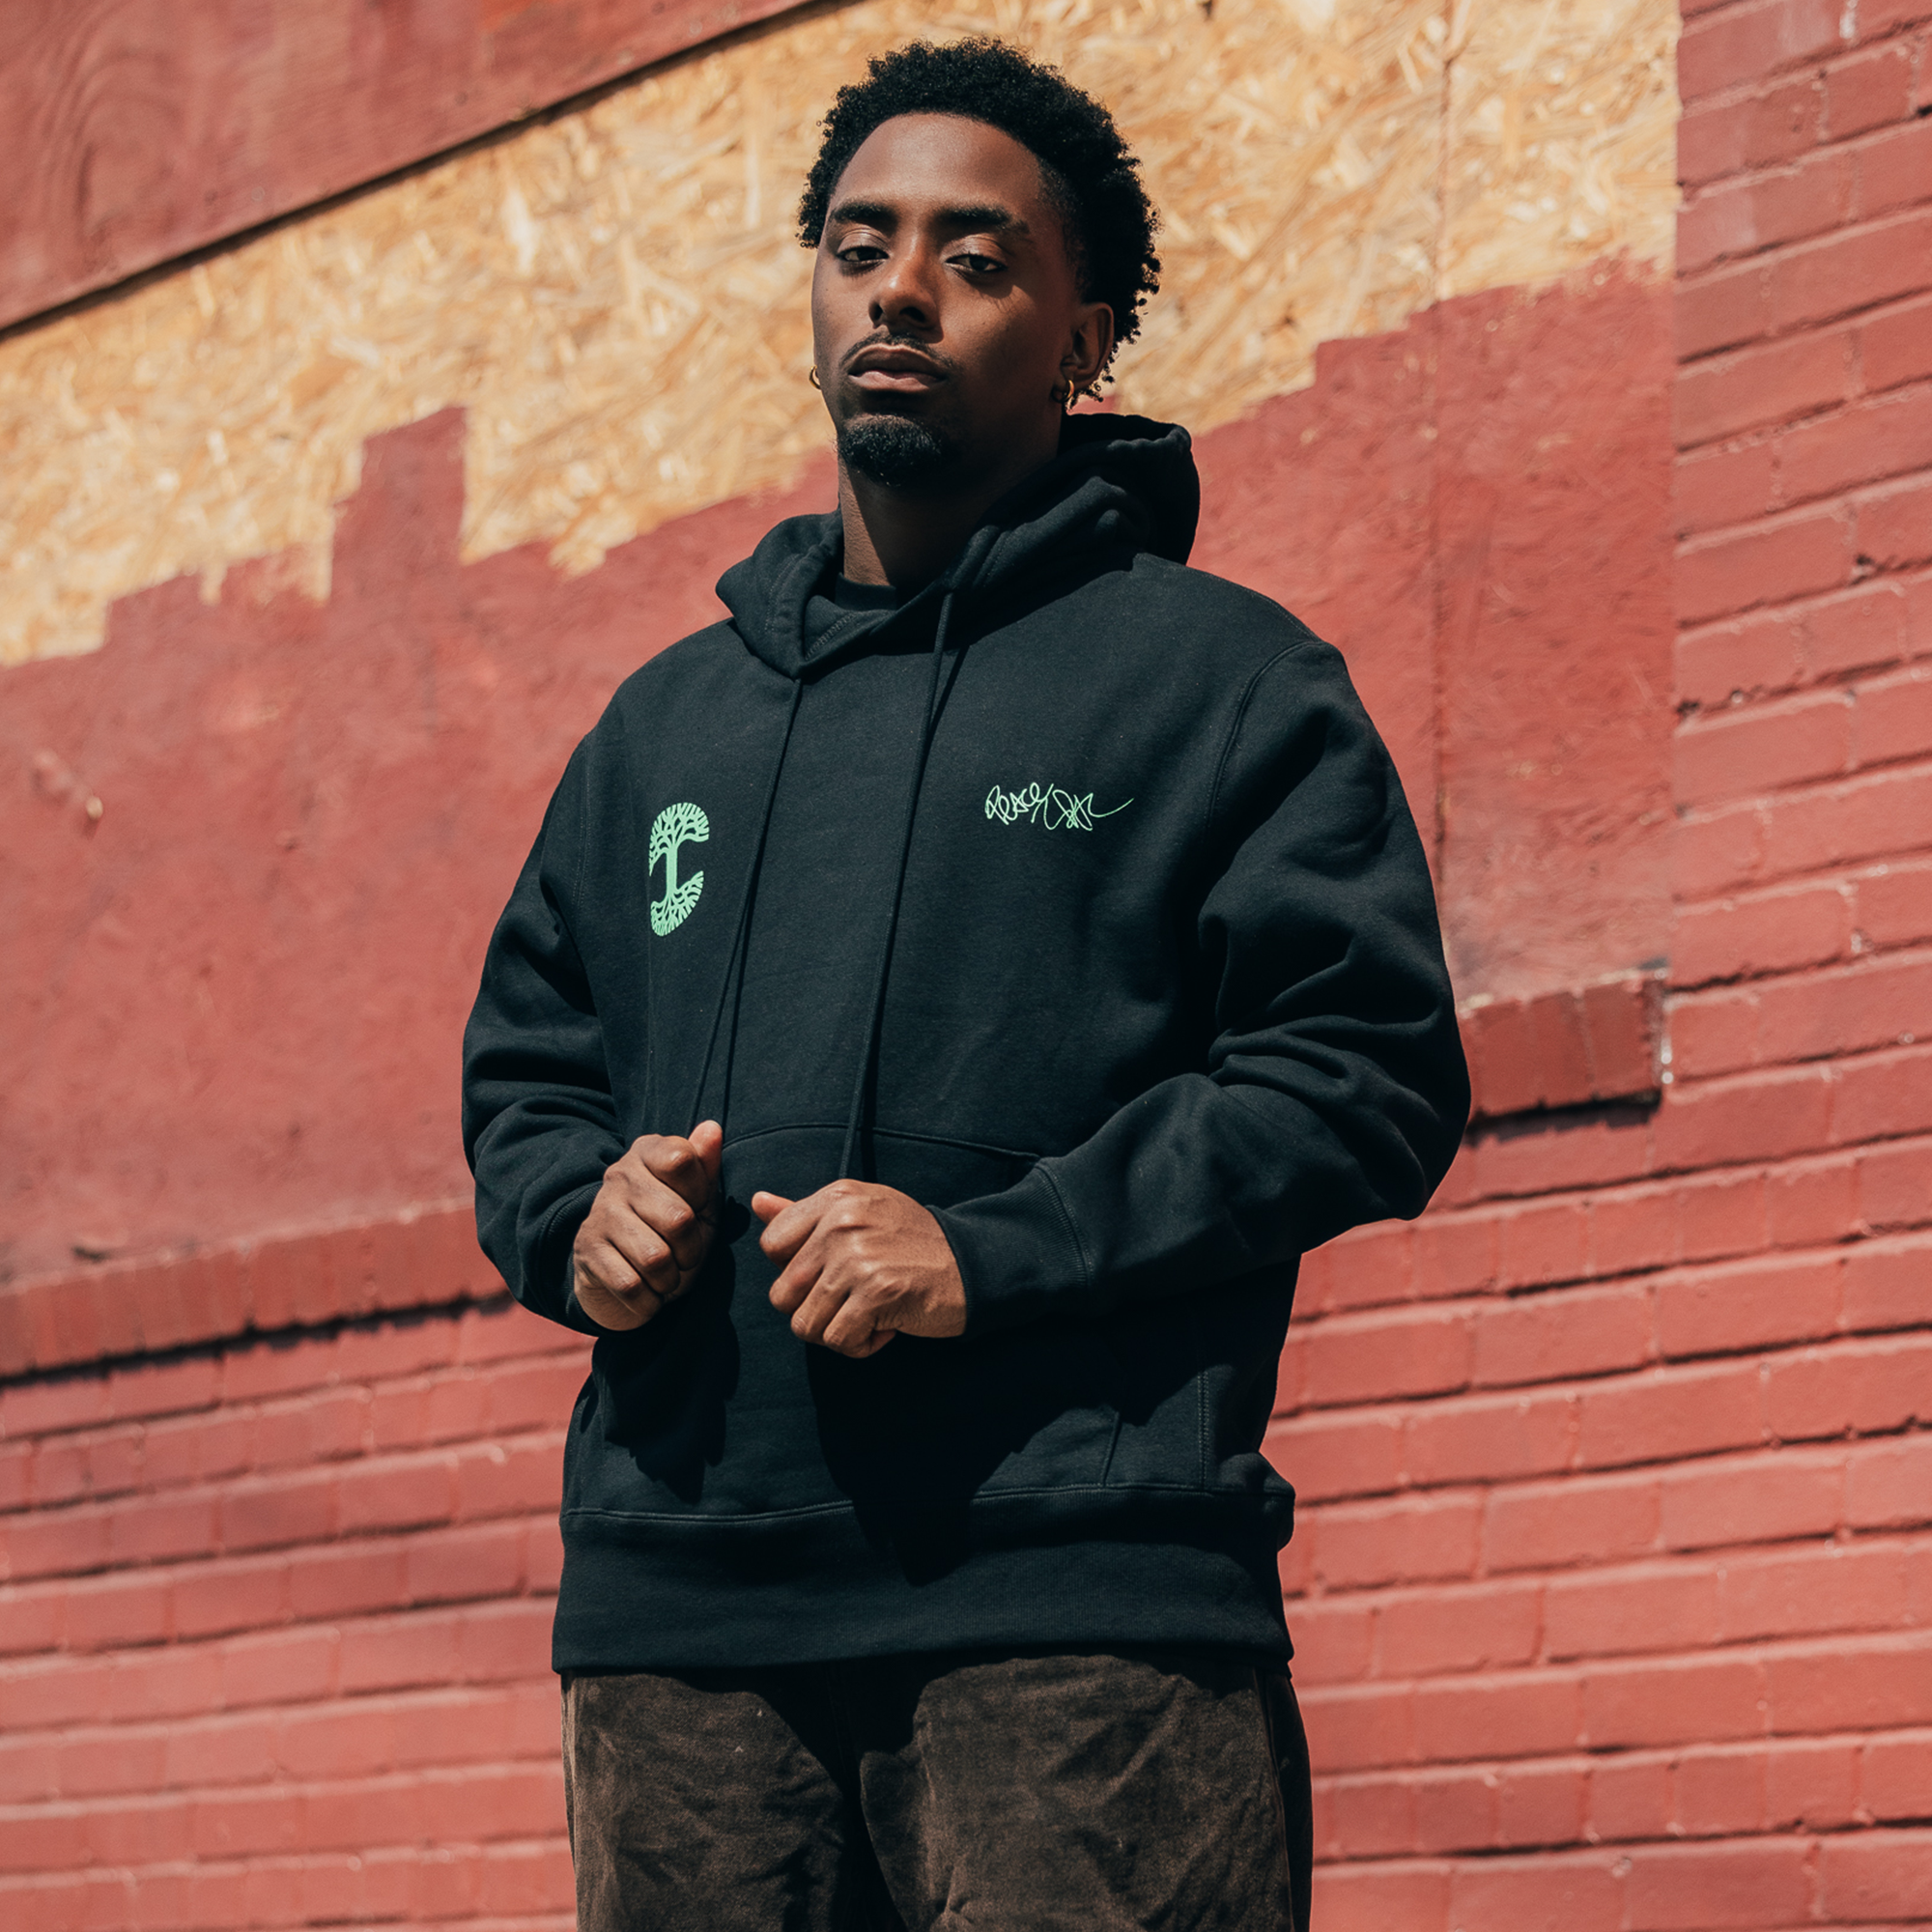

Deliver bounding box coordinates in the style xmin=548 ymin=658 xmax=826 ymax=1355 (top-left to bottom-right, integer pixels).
xmin=649 ymin=801 xmax=709 ymax=935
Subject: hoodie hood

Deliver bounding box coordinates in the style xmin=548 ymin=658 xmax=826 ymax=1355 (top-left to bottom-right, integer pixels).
xmin=716 ymin=413 xmax=1200 ymax=680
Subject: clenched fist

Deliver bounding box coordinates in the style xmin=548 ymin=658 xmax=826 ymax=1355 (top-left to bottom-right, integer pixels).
xmin=753 ymin=1179 xmax=968 ymax=1359
xmin=572 ymin=1122 xmax=724 ymax=1331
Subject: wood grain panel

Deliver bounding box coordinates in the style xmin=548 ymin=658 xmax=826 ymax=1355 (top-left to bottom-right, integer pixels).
xmin=0 ymin=0 xmax=807 ymax=329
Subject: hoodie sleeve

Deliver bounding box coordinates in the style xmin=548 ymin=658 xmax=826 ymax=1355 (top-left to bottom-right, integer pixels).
xmin=462 ymin=741 xmax=627 ymax=1335
xmin=935 ymin=639 xmax=1470 ymax=1337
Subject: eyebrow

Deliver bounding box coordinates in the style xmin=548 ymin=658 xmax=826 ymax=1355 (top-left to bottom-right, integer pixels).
xmin=828 ymin=198 xmax=1031 ymax=237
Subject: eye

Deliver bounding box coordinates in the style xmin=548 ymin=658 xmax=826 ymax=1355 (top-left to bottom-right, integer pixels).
xmin=951 ymin=251 xmax=1006 ymax=275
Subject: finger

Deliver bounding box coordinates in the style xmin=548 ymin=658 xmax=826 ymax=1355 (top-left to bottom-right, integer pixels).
xmin=572 ymin=1247 xmax=663 ymax=1328
xmin=756 ymin=1188 xmax=828 ymax=1264
xmin=612 ymin=1169 xmax=712 ymax=1274
xmin=641 ymin=1133 xmax=719 ymax=1216
xmin=820 ymin=1290 xmax=886 ymax=1357
xmin=750 ymin=1189 xmax=794 ymax=1226
xmin=689 ymin=1120 xmax=724 ymax=1193
xmin=597 ymin=1210 xmax=681 ymax=1298
xmin=766 ymin=1225 xmax=826 ymax=1316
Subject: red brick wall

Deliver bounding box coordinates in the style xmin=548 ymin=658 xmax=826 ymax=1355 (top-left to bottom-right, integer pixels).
xmin=1273 ymin=2 xmax=1932 ymax=1924
xmin=0 ymin=1286 xmax=589 ymax=1929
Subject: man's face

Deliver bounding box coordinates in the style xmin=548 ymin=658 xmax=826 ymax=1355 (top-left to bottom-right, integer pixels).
xmin=810 ymin=113 xmax=1108 ymax=491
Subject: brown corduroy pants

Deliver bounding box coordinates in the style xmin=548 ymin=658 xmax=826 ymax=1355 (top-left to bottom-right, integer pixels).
xmin=562 ymin=1646 xmax=1312 ymax=1931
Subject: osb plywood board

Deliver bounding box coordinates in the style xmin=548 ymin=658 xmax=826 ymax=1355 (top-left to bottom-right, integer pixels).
xmin=0 ymin=0 xmax=1678 ymax=667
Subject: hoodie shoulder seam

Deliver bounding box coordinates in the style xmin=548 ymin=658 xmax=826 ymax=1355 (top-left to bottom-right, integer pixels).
xmin=1206 ymin=640 xmax=1324 ymax=833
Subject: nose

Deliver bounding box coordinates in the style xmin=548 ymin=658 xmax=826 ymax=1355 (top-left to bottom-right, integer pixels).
xmin=870 ymin=243 xmax=939 ymax=336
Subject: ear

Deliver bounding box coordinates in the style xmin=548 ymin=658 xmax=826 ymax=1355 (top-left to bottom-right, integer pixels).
xmin=1060 ymin=300 xmax=1116 ymax=400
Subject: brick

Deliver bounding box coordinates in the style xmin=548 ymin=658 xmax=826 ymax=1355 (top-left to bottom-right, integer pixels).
xmin=1324 ymin=1771 xmax=1415 ymax=1857
xmin=286 ymin=1541 xmax=408 ymax=1620
xmin=1858 ymin=1134 xmax=1932 ymax=1225
xmin=1672 ymin=881 xmax=1852 ymax=983
xmin=1446 ymin=1853 xmax=1624 ymax=1930
xmin=1494 ymin=1762 xmax=1585 ymax=1849
xmin=142 ymin=1409 xmax=253 ymax=1492
xmin=1768 ymin=1633 xmax=1932 ymax=1731
xmin=273 ymin=1700 xmax=399 ymax=1781
xmin=1312 ymin=1492 xmax=1480 ymax=1589
xmin=1410 ymin=1766 xmax=1493 ymax=1855
xmin=336 ymin=1455 xmax=454 ymax=1535
xmin=173 ymin=1557 xmax=288 ymax=1639
xmin=192 ymin=1786 xmax=305 ymax=1859
xmin=252 ymin=1388 xmax=369 ymax=1468
xmin=1590 ymin=1754 xmax=1672 ymax=1842
xmin=1677 ymin=800 xmax=1768 ymax=897
xmin=1409 ymin=1211 xmax=1499 ymax=1299
xmin=1469 ymin=1104 xmax=1656 ymax=1199
xmin=1283 ymin=1599 xmax=1374 ymax=1685
xmin=1678 ymin=688 xmax=1856 ymax=805
xmin=1859 ymin=668 xmax=1932 ymax=773
xmin=1678 ymin=611 xmax=1807 ymax=713
xmin=108 ymin=1491 xmax=216 ymax=1565
xmin=1483 ymin=1471 xmax=1660 ymax=1573
xmin=0 ymin=1506 xmax=111 ymax=1581
xmin=1676 ymin=509 xmax=1850 ymax=628
xmin=1677 ymin=84 xmax=1810 ymax=191
xmin=1655 ymin=1247 xmax=1841 ymax=1358
xmin=1662 ymin=1445 xmax=1846 ymax=1549
xmin=1677 ymin=0 xmax=1845 ymax=105
xmin=1764 ymin=1735 xmax=1860 ymax=1830
xmin=1770 ymin=211 xmax=1932 ymax=334
xmin=1675 ymin=438 xmax=1778 ymax=534
xmin=103 ymin=1645 xmax=222 ymax=1722
xmin=1473 ymin=1285 xmax=1652 ymax=1389
xmin=1624 ymin=1837 xmax=1816 ymax=1929
xmin=1678 ymin=259 xmax=1772 ymax=359
xmin=1718 ymin=1537 xmax=1914 ymax=1640
xmin=1297 ymin=1307 xmax=1472 ymax=1408
xmin=1859 ymin=471 xmax=1932 ymax=570
xmin=1768 ymin=1151 xmax=1858 ymax=1245
xmin=1847 ymin=1433 xmax=1932 ymax=1527
xmin=59 ymin=1727 xmax=168 ymax=1798
xmin=338 ymin=1612 xmax=465 ymax=1695
xmin=1804 ymin=579 xmax=1914 ymax=677
xmin=1765 ymin=1333 xmax=1932 ymax=1437
xmin=218 ymin=1469 xmax=334 ymax=1552
xmin=453 ymin=1433 xmax=564 ymax=1520
xmin=1861 ymin=1731 xmax=1932 ymax=1820
xmin=0 ymin=1581 xmax=64 ymax=1656
xmin=220 ymin=1626 xmax=337 ymax=1708
xmin=1763 ymin=764 xmax=1932 ymax=879
xmin=1856 ymin=114 xmax=1932 ymax=220
xmin=1264 ymin=1412 xmax=1404 ymax=1503
xmin=1675 ymin=324 xmax=1851 ymax=448
xmin=1673 ymin=1745 xmax=1767 ymax=1836
xmin=1666 ymin=988 xmax=1760 ymax=1079
xmin=0 ymin=1656 xmax=113 ymax=1731
xmin=62 ymin=1572 xmax=168 ymax=1652
xmin=1859 ymin=860 xmax=1932 ymax=948
xmin=1582 ymin=1654 xmax=1768 ymax=1748
xmin=1654 ymin=1065 xmax=1833 ymax=1174
xmin=1861 ymin=293 xmax=1932 ymax=394
xmin=1545 ymin=1564 xmax=1721 ymax=1662
xmin=1828 ymin=39 xmax=1918 ymax=136
xmin=403 ymin=1520 xmax=526 ymax=1605
xmin=1577 ymin=1361 xmax=1765 ymax=1469
xmin=300 ymin=1775 xmax=428 ymax=1853
xmin=484 ymin=1354 xmax=585 ymax=1435
xmin=1686 ymin=148 xmax=1857 ymax=274
xmin=161 ymin=1709 xmax=277 ymax=1788
xmin=1754 ymin=951 xmax=1932 ymax=1064
xmin=1783 ymin=384 xmax=1932 ymax=509
xmin=1493 ymin=1200 xmax=1590 ymax=1291
xmin=85 ymin=1792 xmax=196 ymax=1866
xmin=1679 ymin=1168 xmax=1775 ymax=1258
xmin=1319 ymin=1222 xmax=1416 ymax=1311
xmin=1833 ymin=1045 xmax=1932 ymax=1145
xmin=1819 ymin=1826 xmax=1932 ymax=1922
xmin=1414 ymin=1671 xmax=1582 ymax=1763
xmin=1376 ymin=1580 xmax=1543 ymax=1679
xmin=1296 ymin=1682 xmax=1415 ymax=1773
xmin=1403 ymin=1390 xmax=1575 ymax=1488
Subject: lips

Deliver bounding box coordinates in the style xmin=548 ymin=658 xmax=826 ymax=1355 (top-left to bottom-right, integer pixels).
xmin=845 ymin=345 xmax=948 ymax=390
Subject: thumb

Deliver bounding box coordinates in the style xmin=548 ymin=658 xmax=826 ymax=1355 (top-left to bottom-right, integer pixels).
xmin=689 ymin=1119 xmax=724 ymax=1186
xmin=750 ymin=1190 xmax=794 ymax=1226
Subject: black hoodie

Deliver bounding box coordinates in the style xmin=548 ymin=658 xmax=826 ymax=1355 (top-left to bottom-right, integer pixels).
xmin=462 ymin=415 xmax=1470 ymax=1669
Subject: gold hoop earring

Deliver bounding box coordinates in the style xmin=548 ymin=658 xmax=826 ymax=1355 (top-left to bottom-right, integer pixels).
xmin=809 ymin=367 xmax=823 ymax=390
xmin=1052 ymin=377 xmax=1072 ymax=410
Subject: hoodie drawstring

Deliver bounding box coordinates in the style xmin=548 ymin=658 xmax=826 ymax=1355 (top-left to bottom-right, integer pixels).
xmin=838 ymin=591 xmax=958 ymax=1180
xmin=687 ymin=675 xmax=805 ymax=1131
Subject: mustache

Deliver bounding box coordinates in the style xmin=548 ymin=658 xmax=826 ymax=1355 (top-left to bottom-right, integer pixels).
xmin=840 ymin=332 xmax=959 ymax=375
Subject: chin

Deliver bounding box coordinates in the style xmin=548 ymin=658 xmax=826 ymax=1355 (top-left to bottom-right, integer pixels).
xmin=837 ymin=412 xmax=963 ymax=489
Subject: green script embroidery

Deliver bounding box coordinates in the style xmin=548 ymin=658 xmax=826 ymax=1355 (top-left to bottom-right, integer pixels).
xmin=984 ymin=781 xmax=1132 ymax=831
xmin=649 ymin=801 xmax=709 ymax=935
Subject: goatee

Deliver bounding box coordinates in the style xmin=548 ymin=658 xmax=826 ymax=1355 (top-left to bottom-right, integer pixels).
xmin=838 ymin=413 xmax=961 ymax=488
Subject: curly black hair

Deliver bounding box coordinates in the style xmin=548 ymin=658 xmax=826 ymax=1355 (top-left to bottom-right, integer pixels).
xmin=797 ymin=39 xmax=1160 ymax=384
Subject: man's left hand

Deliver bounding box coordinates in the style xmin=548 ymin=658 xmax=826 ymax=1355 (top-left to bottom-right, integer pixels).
xmin=753 ymin=1180 xmax=968 ymax=1359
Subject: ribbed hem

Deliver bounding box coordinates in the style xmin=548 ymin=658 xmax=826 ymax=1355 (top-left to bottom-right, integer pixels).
xmin=552 ymin=1489 xmax=1292 ymax=1671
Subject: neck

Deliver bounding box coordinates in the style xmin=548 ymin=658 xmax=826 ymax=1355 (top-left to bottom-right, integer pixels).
xmin=838 ymin=416 xmax=1062 ymax=588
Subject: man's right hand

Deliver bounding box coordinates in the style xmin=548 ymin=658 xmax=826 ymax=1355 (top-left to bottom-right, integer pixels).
xmin=571 ymin=1122 xmax=724 ymax=1331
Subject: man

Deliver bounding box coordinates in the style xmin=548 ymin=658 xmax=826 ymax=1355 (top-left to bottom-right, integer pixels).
xmin=464 ymin=37 xmax=1467 ymax=1931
